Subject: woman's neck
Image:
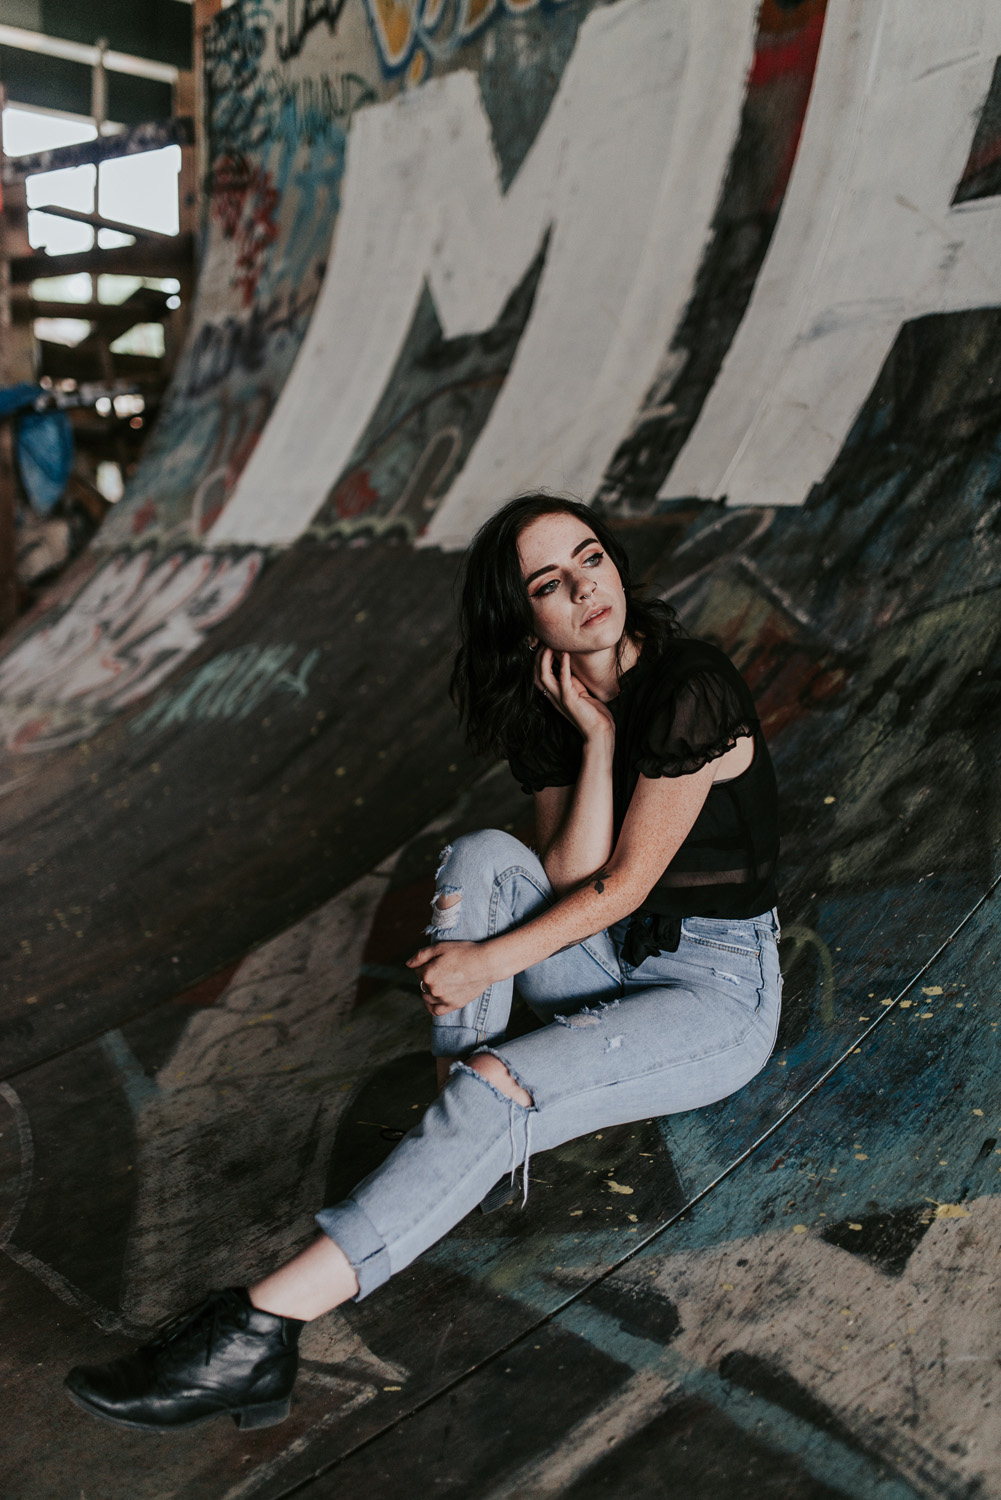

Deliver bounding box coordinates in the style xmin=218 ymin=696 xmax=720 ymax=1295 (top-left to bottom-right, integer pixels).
xmin=569 ymin=634 xmax=641 ymax=702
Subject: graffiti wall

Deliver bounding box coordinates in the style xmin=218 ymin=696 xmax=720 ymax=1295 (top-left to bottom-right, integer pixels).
xmin=0 ymin=0 xmax=999 ymax=1086
xmin=90 ymin=0 xmax=1001 ymax=556
xmin=0 ymin=549 xmax=264 ymax=750
xmin=95 ymin=0 xmax=611 ymax=550
xmin=0 ymin=0 xmax=998 ymax=1054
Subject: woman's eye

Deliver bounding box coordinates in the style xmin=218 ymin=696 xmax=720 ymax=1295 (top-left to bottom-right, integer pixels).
xmin=584 ymin=551 xmax=604 ymax=567
xmin=533 ymin=579 xmax=559 ymax=598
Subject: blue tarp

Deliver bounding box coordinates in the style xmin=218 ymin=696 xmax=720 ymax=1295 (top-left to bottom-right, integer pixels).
xmin=16 ymin=408 xmax=75 ymax=515
xmin=0 ymin=382 xmax=42 ymax=419
xmin=0 ymin=383 xmax=75 ymax=515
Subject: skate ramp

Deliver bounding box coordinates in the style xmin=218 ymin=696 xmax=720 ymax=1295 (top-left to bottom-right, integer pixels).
xmin=1 ymin=2 xmax=1000 ymax=1495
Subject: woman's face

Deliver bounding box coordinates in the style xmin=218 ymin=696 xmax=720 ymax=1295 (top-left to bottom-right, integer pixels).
xmin=516 ymin=511 xmax=627 ymax=656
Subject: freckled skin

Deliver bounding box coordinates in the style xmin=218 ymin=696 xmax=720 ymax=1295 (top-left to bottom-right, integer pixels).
xmin=518 ymin=511 xmax=632 ymax=688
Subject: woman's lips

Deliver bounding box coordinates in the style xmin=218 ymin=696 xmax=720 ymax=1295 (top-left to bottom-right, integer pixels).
xmin=582 ymin=605 xmax=612 ymax=627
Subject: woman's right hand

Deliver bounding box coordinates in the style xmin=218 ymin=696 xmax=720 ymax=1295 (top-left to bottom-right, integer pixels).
xmin=534 ymin=647 xmax=615 ymax=745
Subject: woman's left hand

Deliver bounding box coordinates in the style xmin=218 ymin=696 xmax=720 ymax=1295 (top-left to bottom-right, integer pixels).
xmin=406 ymin=940 xmax=495 ymax=1016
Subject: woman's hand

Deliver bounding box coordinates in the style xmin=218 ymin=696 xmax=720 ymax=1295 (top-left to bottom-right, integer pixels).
xmin=406 ymin=940 xmax=495 ymax=1017
xmin=534 ymin=647 xmax=615 ymax=744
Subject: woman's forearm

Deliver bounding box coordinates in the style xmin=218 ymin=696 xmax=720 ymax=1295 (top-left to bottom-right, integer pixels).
xmin=488 ymin=860 xmax=638 ymax=978
xmin=540 ymin=734 xmax=615 ymax=893
xmin=490 ymin=763 xmax=718 ymax=984
xmin=412 ymin=766 xmax=718 ymax=1017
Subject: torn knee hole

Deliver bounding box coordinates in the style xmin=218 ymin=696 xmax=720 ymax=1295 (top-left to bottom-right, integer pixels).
xmin=467 ymin=1053 xmax=533 ymax=1109
xmin=427 ymin=886 xmax=462 ymax=933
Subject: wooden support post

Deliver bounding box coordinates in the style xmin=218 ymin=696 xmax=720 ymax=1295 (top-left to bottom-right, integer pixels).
xmin=0 ymin=88 xmax=23 ymax=633
xmin=194 ymin=0 xmax=225 ymax=256
xmin=174 ymin=68 xmax=198 ymax=352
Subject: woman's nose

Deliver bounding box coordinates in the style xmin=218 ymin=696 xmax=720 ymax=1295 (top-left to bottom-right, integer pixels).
xmin=572 ymin=573 xmax=597 ymax=600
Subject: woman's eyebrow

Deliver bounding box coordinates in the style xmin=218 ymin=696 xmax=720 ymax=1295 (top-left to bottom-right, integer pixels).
xmin=523 ymin=537 xmax=600 ymax=586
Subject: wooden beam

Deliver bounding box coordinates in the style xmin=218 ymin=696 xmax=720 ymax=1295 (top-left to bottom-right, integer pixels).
xmin=24 ymin=203 xmax=175 ymax=244
xmin=0 ymin=23 xmax=180 ymax=85
xmin=37 ymin=342 xmax=164 ymax=382
xmin=0 ymin=118 xmax=194 ymax=184
xmin=9 ymin=233 xmax=193 ymax=282
xmin=15 ymin=296 xmax=170 ymax=324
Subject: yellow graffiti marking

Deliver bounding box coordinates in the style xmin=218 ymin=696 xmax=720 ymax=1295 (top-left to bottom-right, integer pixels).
xmin=368 ymin=0 xmax=418 ymax=69
xmin=363 ymin=0 xmax=572 ymax=79
xmin=781 ymin=923 xmax=836 ymax=1025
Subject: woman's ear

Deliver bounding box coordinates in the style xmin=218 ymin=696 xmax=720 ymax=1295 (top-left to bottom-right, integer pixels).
xmin=527 ymin=636 xmax=540 ymax=653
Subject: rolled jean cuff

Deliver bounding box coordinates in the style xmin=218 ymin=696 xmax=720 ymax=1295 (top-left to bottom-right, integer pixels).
xmin=314 ymin=1197 xmax=391 ymax=1301
xmin=430 ymin=1022 xmax=495 ymax=1058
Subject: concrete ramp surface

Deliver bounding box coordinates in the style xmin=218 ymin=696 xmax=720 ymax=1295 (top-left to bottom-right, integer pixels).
xmin=1 ymin=1 xmax=1000 ymax=1494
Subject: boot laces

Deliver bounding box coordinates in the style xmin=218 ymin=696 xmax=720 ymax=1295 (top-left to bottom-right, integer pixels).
xmin=149 ymin=1287 xmax=249 ymax=1368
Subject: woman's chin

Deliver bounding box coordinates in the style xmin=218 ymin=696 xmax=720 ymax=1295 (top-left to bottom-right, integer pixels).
xmin=542 ymin=624 xmax=623 ymax=658
xmin=574 ymin=623 xmax=623 ymax=653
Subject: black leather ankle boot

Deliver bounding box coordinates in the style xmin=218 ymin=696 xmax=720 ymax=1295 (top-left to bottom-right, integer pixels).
xmin=65 ymin=1287 xmax=303 ymax=1431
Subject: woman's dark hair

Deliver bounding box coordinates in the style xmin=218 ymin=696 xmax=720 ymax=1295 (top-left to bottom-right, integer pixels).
xmin=450 ymin=494 xmax=682 ymax=759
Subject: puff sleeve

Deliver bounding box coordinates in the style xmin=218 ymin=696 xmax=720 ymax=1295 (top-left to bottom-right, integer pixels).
xmin=635 ymin=660 xmax=756 ymax=779
xmin=508 ymin=713 xmax=582 ymax=794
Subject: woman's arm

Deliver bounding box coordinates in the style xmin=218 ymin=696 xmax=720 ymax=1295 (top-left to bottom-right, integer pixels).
xmin=534 ymin=745 xmax=613 ymax=894
xmin=532 ymin=648 xmax=615 ymax=892
xmin=410 ymin=759 xmax=718 ymax=1013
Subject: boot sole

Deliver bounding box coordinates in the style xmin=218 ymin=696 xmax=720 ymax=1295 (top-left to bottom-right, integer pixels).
xmin=65 ymin=1381 xmax=292 ymax=1432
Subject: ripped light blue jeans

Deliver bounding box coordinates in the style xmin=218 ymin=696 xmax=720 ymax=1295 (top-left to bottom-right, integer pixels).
xmin=316 ymin=829 xmax=782 ymax=1299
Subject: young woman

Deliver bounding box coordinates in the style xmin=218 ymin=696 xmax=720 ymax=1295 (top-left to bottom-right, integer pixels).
xmin=66 ymin=495 xmax=781 ymax=1432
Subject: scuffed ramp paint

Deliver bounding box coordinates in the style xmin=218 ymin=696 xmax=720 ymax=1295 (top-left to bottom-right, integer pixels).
xmin=478 ymin=1370 xmax=681 ymax=1498
xmin=639 ymin=1199 xmax=1001 ymax=1498
xmin=207 ymin=0 xmax=757 ymax=548
xmin=108 ymin=861 xmax=429 ymax=1325
xmin=283 ymin=892 xmax=1000 ymax=1499
xmin=0 ymin=548 xmax=263 ymax=751
xmin=662 ymin=0 xmax=1001 ymax=508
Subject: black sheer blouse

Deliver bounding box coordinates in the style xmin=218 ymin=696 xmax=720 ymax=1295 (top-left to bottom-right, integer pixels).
xmin=508 ymin=638 xmax=779 ymax=963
